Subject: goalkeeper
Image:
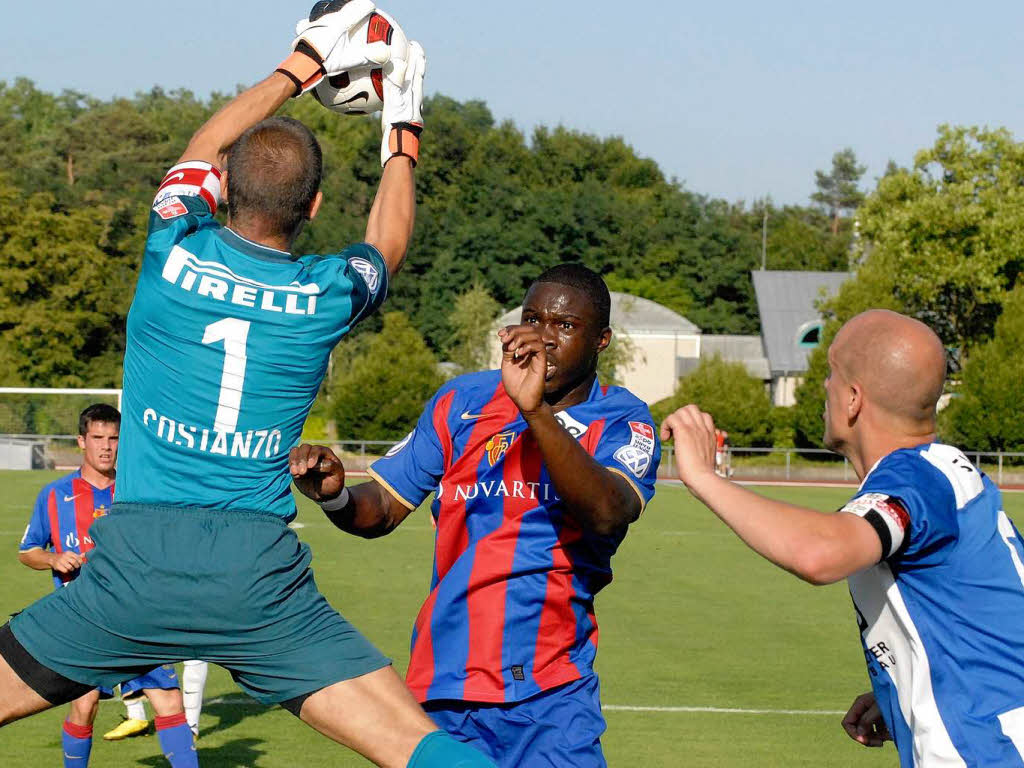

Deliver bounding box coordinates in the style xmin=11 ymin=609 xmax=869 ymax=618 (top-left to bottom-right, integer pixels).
xmin=0 ymin=3 xmax=493 ymax=766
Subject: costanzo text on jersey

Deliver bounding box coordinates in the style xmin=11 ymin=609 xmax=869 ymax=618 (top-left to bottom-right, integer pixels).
xmin=143 ymin=408 xmax=283 ymax=459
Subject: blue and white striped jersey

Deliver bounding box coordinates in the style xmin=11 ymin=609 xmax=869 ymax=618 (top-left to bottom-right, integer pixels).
xmin=842 ymin=443 xmax=1024 ymax=767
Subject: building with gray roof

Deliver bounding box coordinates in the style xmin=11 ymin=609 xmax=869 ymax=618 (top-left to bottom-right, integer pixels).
xmin=751 ymin=270 xmax=853 ymax=405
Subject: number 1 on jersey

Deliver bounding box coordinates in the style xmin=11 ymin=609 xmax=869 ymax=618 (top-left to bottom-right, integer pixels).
xmin=202 ymin=318 xmax=250 ymax=433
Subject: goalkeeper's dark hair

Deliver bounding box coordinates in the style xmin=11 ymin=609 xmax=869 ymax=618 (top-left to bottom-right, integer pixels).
xmin=79 ymin=404 xmax=120 ymax=436
xmin=227 ymin=116 xmax=323 ymax=241
xmin=531 ymin=263 xmax=611 ymax=329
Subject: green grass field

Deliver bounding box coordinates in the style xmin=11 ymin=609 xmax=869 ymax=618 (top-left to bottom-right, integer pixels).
xmin=1 ymin=472 xmax=1020 ymax=767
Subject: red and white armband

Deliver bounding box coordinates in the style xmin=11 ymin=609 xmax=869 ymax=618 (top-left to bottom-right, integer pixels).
xmin=154 ymin=162 xmax=222 ymax=214
xmin=840 ymin=493 xmax=911 ymax=560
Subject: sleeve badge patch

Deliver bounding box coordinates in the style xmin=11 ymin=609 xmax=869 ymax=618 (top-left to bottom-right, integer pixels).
xmin=614 ymin=445 xmax=651 ymax=478
xmin=628 ymin=421 xmax=656 ymax=454
xmin=349 ymin=257 xmax=381 ymax=294
xmin=154 ymin=196 xmax=188 ymax=220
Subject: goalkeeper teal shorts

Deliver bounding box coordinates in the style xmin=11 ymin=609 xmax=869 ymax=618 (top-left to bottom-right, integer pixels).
xmin=9 ymin=503 xmax=390 ymax=705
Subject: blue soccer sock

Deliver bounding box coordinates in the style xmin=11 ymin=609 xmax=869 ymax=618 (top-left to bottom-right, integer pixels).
xmin=407 ymin=730 xmax=496 ymax=768
xmin=155 ymin=713 xmax=198 ymax=768
xmin=62 ymin=720 xmax=93 ymax=767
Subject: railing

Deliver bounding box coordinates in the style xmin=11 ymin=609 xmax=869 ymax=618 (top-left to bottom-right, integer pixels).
xmin=4 ymin=435 xmax=1023 ymax=487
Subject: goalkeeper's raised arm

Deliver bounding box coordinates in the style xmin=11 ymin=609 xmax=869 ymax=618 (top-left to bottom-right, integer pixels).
xmin=168 ymin=0 xmax=425 ymax=273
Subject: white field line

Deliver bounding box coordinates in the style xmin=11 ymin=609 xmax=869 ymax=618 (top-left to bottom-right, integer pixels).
xmin=113 ymin=696 xmax=842 ymax=716
xmin=602 ymin=705 xmax=844 ymax=715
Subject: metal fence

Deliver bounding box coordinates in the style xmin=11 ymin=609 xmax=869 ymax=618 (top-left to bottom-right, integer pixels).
xmin=4 ymin=435 xmax=1023 ymax=487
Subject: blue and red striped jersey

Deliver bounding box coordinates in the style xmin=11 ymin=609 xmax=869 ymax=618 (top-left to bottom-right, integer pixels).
xmin=370 ymin=370 xmax=660 ymax=704
xmin=20 ymin=470 xmax=114 ymax=589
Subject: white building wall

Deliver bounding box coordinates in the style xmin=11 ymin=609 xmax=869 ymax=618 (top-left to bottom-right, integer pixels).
xmin=616 ymin=332 xmax=700 ymax=405
xmin=772 ymin=375 xmax=803 ymax=407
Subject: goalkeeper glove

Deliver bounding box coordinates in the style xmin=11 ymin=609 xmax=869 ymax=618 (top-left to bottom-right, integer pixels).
xmin=277 ymin=0 xmax=377 ymax=96
xmin=380 ymin=40 xmax=426 ymax=167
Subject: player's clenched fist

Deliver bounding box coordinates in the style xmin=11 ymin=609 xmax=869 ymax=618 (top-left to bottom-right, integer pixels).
xmin=289 ymin=444 xmax=346 ymax=502
xmin=48 ymin=551 xmax=84 ymax=575
xmin=659 ymin=405 xmax=719 ymax=489
xmin=841 ymin=691 xmax=891 ymax=747
xmin=498 ymin=325 xmax=548 ymax=416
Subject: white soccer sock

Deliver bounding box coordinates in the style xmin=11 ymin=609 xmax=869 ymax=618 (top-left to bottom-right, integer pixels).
xmin=182 ymin=660 xmax=209 ymax=734
xmin=125 ymin=697 xmax=146 ymax=721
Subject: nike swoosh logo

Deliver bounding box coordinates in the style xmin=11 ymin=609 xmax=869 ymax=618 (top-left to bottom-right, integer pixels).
xmin=64 ymin=495 xmax=81 ymax=502
xmin=64 ymin=755 xmax=84 ymax=760
xmin=460 ymin=411 xmax=485 ymax=421
xmin=164 ymin=171 xmax=186 ymax=184
xmin=340 ymin=92 xmax=370 ymax=106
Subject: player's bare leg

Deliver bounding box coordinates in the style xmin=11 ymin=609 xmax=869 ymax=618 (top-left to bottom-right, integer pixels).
xmin=0 ymin=652 xmax=52 ymax=726
xmin=143 ymin=686 xmax=197 ymax=768
xmin=144 ymin=685 xmax=186 ymax=717
xmin=298 ymin=666 xmax=436 ymax=767
xmin=66 ymin=688 xmax=100 ymax=726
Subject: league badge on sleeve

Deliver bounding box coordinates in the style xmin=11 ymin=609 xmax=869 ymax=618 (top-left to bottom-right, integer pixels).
xmin=628 ymin=421 xmax=656 ymax=455
xmin=349 ymin=257 xmax=381 ymax=294
xmin=153 ymin=196 xmax=188 ymax=220
xmin=614 ymin=445 xmax=651 ymax=478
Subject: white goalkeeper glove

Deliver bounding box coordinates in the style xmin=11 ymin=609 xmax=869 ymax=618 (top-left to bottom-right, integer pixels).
xmin=320 ymin=9 xmax=407 ymax=76
xmin=277 ymin=0 xmax=377 ymax=96
xmin=380 ymin=40 xmax=426 ymax=167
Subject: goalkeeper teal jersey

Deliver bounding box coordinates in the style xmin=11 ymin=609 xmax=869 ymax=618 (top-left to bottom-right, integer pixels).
xmin=117 ymin=161 xmax=387 ymax=520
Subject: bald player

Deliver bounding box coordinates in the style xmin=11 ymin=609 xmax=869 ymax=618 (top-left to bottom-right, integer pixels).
xmin=662 ymin=309 xmax=1024 ymax=767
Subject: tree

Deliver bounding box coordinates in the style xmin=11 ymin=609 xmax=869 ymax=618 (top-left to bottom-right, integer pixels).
xmin=850 ymin=126 xmax=1024 ymax=349
xmin=446 ymin=283 xmax=501 ymax=374
xmin=792 ymin=126 xmax=1024 ymax=445
xmin=811 ymin=148 xmax=866 ymax=235
xmin=650 ymin=356 xmax=773 ymax=447
xmin=597 ymin=327 xmax=642 ymax=387
xmin=0 ymin=175 xmax=141 ymax=387
xmin=760 ymin=204 xmax=853 ymax=271
xmin=327 ymin=312 xmax=444 ymax=440
xmin=940 ymin=286 xmax=1024 ymax=451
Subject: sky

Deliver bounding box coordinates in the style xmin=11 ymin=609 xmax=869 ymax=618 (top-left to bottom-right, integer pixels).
xmin=3 ymin=1 xmax=1024 ymax=205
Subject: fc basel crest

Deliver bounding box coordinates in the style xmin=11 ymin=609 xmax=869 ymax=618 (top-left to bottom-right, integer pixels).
xmin=485 ymin=432 xmax=515 ymax=466
xmin=93 ymin=505 xmax=108 ymax=519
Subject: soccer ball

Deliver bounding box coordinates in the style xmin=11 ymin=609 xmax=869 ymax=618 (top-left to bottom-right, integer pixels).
xmin=311 ymin=9 xmax=407 ymax=115
xmin=313 ymin=67 xmax=384 ymax=114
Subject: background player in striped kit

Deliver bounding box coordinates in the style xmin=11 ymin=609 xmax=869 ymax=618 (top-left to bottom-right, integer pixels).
xmin=662 ymin=309 xmax=1024 ymax=767
xmin=289 ymin=264 xmax=661 ymax=767
xmin=18 ymin=404 xmax=194 ymax=767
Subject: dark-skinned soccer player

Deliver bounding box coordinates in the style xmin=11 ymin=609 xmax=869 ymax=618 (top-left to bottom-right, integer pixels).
xmin=290 ymin=264 xmax=661 ymax=767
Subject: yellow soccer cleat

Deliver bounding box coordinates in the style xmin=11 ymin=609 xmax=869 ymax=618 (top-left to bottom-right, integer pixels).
xmin=102 ymin=717 xmax=150 ymax=740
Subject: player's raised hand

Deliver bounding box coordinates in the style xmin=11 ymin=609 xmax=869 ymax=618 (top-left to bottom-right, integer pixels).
xmin=380 ymin=39 xmax=426 ymax=167
xmin=293 ymin=0 xmax=378 ymax=63
xmin=659 ymin=405 xmax=719 ymax=489
xmin=499 ymin=325 xmax=548 ymax=416
xmin=49 ymin=551 xmax=84 ymax=575
xmin=841 ymin=691 xmax=891 ymax=747
xmin=279 ymin=0 xmax=379 ymax=97
xmin=289 ymin=444 xmax=346 ymax=502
